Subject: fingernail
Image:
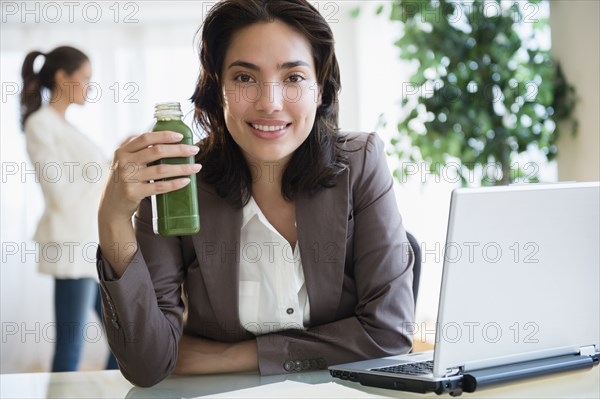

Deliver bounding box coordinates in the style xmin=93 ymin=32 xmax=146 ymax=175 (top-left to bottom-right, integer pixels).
xmin=191 ymin=164 xmax=202 ymax=172
xmin=189 ymin=146 xmax=200 ymax=153
xmin=172 ymin=132 xmax=184 ymax=140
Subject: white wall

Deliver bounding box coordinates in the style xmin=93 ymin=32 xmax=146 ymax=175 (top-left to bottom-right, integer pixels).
xmin=550 ymin=1 xmax=600 ymax=181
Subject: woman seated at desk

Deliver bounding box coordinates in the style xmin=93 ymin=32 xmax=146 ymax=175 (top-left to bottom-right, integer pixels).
xmin=97 ymin=0 xmax=415 ymax=387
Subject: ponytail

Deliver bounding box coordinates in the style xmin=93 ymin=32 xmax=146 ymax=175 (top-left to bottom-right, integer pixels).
xmin=19 ymin=46 xmax=89 ymax=130
xmin=20 ymin=51 xmax=45 ymax=130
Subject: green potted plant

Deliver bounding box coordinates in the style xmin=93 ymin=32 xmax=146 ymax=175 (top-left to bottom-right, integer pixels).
xmin=357 ymin=0 xmax=577 ymax=186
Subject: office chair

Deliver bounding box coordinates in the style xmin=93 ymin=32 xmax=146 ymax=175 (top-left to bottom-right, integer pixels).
xmin=406 ymin=231 xmax=423 ymax=353
xmin=406 ymin=231 xmax=421 ymax=306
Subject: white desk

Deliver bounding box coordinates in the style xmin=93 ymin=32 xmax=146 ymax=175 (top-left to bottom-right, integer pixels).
xmin=1 ymin=367 xmax=599 ymax=398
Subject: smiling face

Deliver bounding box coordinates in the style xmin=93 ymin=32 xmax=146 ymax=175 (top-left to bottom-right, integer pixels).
xmin=221 ymin=20 xmax=321 ymax=165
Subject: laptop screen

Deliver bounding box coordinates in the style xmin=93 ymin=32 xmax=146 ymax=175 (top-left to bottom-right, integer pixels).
xmin=433 ymin=182 xmax=600 ymax=376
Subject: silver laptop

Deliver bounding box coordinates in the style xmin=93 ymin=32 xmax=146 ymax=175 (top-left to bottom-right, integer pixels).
xmin=330 ymin=182 xmax=600 ymax=395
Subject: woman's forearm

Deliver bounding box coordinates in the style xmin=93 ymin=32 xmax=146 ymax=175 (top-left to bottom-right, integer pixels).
xmin=174 ymin=335 xmax=258 ymax=374
xmin=98 ymin=212 xmax=137 ymax=278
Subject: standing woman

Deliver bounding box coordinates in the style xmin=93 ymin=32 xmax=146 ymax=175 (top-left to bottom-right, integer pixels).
xmin=20 ymin=46 xmax=118 ymax=372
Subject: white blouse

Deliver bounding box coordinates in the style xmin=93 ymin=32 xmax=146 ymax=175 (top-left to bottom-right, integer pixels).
xmin=24 ymin=106 xmax=108 ymax=279
xmin=238 ymin=196 xmax=311 ymax=335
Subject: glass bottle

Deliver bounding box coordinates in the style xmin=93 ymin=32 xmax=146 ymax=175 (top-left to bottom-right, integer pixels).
xmin=151 ymin=102 xmax=200 ymax=236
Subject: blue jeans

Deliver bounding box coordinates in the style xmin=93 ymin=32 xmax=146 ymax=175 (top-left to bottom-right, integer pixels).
xmin=52 ymin=278 xmax=118 ymax=372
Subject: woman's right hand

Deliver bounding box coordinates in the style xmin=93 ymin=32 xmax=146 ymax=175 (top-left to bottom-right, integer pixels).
xmin=98 ymin=131 xmax=201 ymax=276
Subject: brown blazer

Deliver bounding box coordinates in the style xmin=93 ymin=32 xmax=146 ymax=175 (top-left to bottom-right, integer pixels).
xmin=97 ymin=132 xmax=415 ymax=387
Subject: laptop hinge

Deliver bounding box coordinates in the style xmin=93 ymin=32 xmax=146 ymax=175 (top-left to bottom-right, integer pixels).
xmin=579 ymin=345 xmax=596 ymax=357
xmin=444 ymin=367 xmax=462 ymax=377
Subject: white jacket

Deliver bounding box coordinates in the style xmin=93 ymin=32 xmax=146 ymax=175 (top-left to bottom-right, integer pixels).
xmin=24 ymin=106 xmax=109 ymax=279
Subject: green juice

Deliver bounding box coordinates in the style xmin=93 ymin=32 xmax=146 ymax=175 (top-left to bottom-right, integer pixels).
xmin=151 ymin=102 xmax=200 ymax=236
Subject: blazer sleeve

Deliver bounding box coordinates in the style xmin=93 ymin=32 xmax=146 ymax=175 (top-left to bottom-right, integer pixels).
xmin=255 ymin=132 xmax=415 ymax=375
xmin=96 ymin=197 xmax=186 ymax=387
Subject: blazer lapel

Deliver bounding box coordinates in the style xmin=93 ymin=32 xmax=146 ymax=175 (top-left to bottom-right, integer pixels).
xmin=191 ymin=181 xmax=244 ymax=333
xmin=296 ymin=169 xmax=350 ymax=326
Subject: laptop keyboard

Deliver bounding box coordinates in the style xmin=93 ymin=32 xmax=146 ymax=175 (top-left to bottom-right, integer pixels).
xmin=371 ymin=360 xmax=434 ymax=375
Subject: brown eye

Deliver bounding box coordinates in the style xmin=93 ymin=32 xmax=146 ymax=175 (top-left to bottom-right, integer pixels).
xmin=286 ymin=74 xmax=306 ymax=83
xmin=235 ymin=73 xmax=254 ymax=83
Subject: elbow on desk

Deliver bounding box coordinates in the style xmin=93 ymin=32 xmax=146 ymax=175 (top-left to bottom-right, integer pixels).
xmin=120 ymin=361 xmax=174 ymax=388
xmin=115 ymin=343 xmax=178 ymax=388
xmin=106 ymin=317 xmax=181 ymax=387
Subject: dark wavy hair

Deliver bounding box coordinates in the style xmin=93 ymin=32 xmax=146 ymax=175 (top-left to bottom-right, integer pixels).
xmin=20 ymin=46 xmax=89 ymax=129
xmin=191 ymin=0 xmax=350 ymax=206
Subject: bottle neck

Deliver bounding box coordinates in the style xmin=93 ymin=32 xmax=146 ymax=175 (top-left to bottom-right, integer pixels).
xmin=154 ymin=102 xmax=182 ymax=121
xmin=155 ymin=113 xmax=182 ymax=121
